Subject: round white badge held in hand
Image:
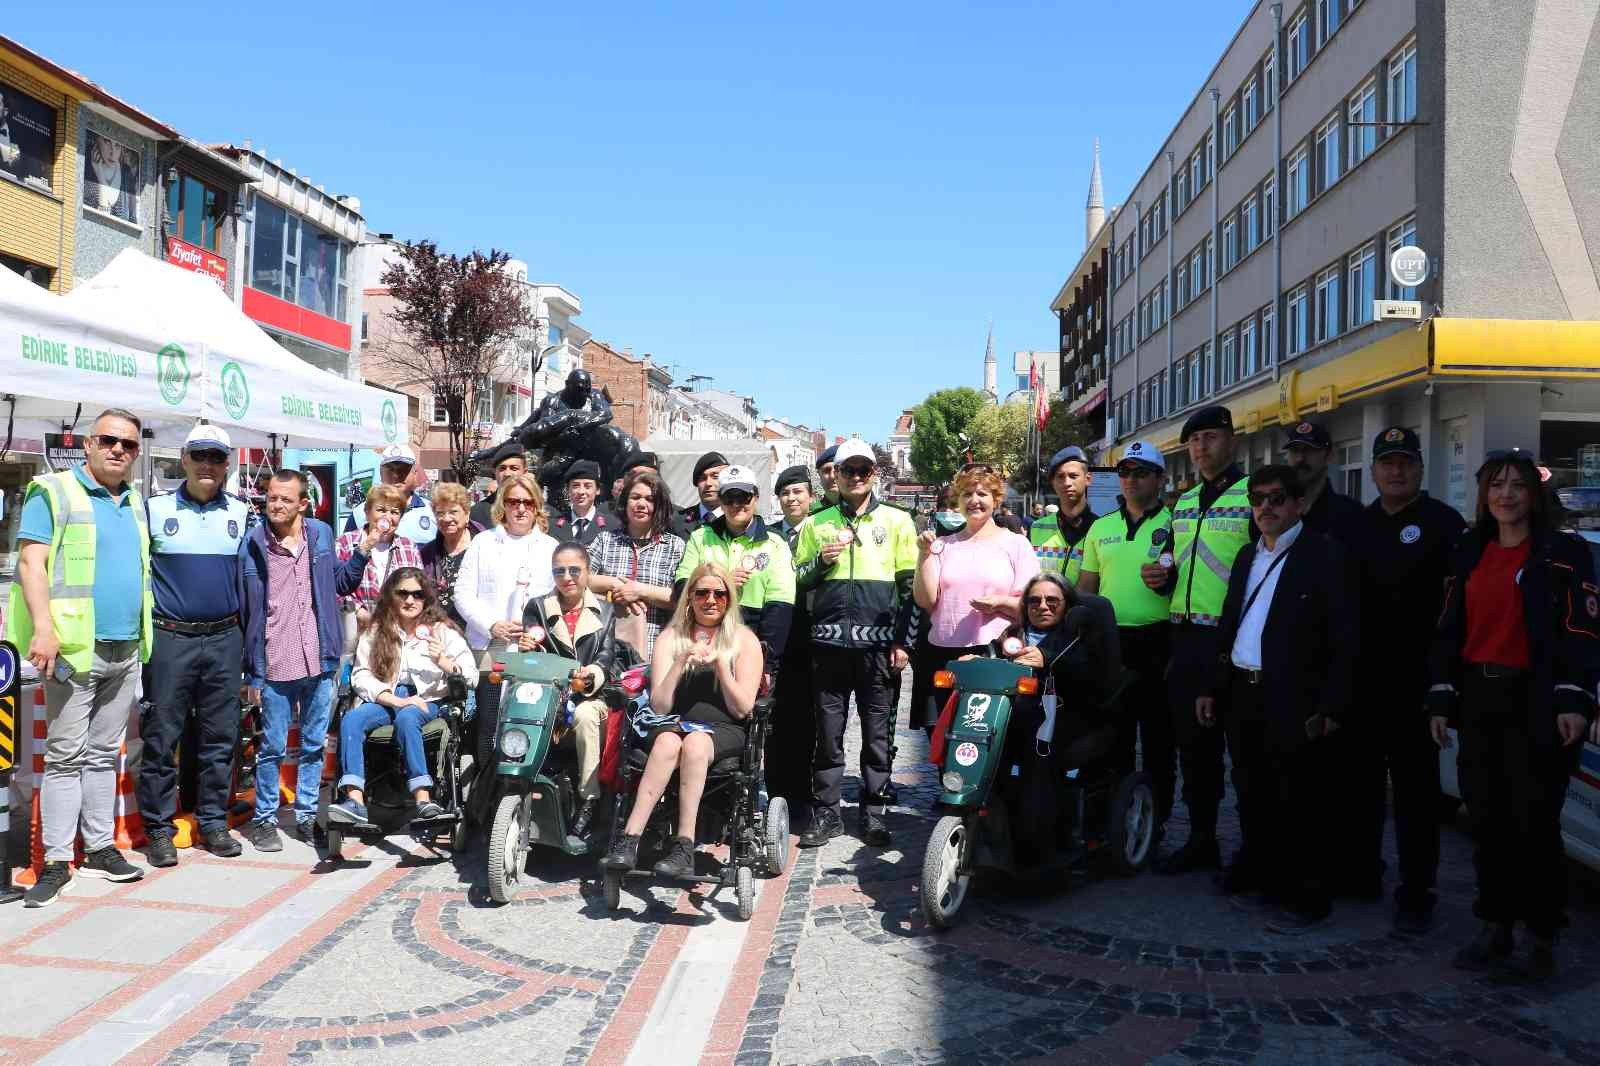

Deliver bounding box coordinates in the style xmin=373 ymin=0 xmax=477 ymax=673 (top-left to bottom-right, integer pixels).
xmin=929 ymin=539 xmax=945 ymax=556
xmin=526 ymin=625 xmax=546 ymax=645
xmin=1159 ymin=552 xmax=1174 ymax=569
xmin=836 ymin=528 xmax=854 ymax=545
xmin=741 ymin=554 xmax=757 ymax=571
xmin=415 ymin=624 xmax=432 ymax=641
xmin=377 ymin=518 xmax=393 ymax=534
xmin=1001 ymin=635 xmax=1023 ymax=657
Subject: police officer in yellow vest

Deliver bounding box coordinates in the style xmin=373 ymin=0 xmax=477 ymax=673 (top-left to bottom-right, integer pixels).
xmin=11 ymin=409 xmax=155 ymax=907
xmin=1029 ymin=446 xmax=1097 ymax=584
xmin=1155 ymin=405 xmax=1257 ymax=876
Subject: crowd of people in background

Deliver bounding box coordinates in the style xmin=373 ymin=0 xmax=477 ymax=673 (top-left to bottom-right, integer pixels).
xmin=8 ymin=405 xmax=1597 ymax=985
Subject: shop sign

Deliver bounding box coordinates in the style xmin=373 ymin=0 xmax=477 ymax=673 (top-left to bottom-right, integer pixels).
xmin=166 ymin=236 xmax=228 ymax=289
xmin=0 ymin=82 xmax=57 ymax=192
xmin=1445 ymin=417 xmax=1468 ymax=514
xmin=1388 ymin=245 xmax=1429 ymax=288
xmin=44 ymin=432 xmax=87 ymax=472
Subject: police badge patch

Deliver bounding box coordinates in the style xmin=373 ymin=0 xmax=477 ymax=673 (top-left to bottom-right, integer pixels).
xmin=1151 ymin=527 xmax=1169 ymax=545
xmin=227 ymin=519 xmax=240 ymax=539
xmin=1399 ymin=524 xmax=1421 ymax=544
xmin=872 ymin=525 xmax=887 ymax=545
xmin=163 ymin=517 xmax=179 ymax=536
xmin=756 ymin=552 xmax=771 ymax=570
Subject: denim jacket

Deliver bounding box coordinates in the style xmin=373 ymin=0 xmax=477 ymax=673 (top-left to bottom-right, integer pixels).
xmin=241 ymin=518 xmax=366 ymax=687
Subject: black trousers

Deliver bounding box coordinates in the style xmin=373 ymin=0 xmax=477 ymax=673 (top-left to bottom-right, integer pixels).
xmin=1336 ymin=676 xmax=1441 ymax=908
xmin=811 ymin=647 xmax=896 ymax=809
xmin=137 ymin=626 xmax=245 ymax=836
xmin=1168 ymin=623 xmax=1226 ymax=839
xmin=1224 ymin=673 xmax=1331 ymax=911
xmin=1458 ymin=670 xmax=1579 ymax=937
xmin=768 ymin=642 xmax=816 ymax=813
xmin=912 ymin=641 xmax=986 ymax=732
xmin=1114 ymin=623 xmax=1175 ymax=824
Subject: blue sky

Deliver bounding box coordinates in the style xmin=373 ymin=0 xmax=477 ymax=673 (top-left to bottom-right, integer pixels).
xmin=10 ymin=1 xmax=1245 ymax=441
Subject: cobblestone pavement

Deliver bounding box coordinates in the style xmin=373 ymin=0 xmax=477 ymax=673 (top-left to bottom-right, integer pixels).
xmin=4 ymin=692 xmax=1600 ymax=1065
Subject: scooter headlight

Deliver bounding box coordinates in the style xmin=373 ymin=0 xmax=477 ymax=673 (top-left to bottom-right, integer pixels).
xmin=941 ymin=771 xmax=965 ymax=793
xmin=500 ymin=729 xmax=530 ymax=759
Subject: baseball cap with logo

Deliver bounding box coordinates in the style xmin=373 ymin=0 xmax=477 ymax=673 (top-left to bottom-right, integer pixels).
xmin=833 ymin=440 xmax=876 ymax=468
xmin=716 ymin=465 xmax=760 ymax=497
xmin=380 ymin=444 xmax=417 ymax=469
xmin=1118 ymin=439 xmax=1165 ymax=473
xmin=184 ymin=422 xmax=232 ymax=454
xmin=1283 ymin=420 xmax=1332 ymax=450
xmin=1371 ymin=426 xmax=1423 ymax=461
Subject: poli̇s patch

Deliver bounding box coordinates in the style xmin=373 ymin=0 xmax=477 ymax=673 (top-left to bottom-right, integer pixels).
xmin=1400 ymin=524 xmax=1421 ymax=544
xmin=163 ymin=517 xmax=179 ymax=536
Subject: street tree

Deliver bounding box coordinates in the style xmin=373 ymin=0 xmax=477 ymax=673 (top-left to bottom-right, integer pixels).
xmin=968 ymin=400 xmax=1030 ymax=477
xmin=368 ymin=241 xmax=535 ymax=482
xmin=909 ymin=386 xmax=987 ymax=485
xmin=1009 ymin=403 xmax=1096 ymax=495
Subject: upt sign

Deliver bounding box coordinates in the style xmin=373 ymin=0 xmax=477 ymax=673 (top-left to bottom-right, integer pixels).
xmin=1389 ymin=245 xmax=1429 ymax=289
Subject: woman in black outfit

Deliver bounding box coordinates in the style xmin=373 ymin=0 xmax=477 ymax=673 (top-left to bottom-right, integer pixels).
xmin=604 ymin=562 xmax=763 ymax=879
xmin=1429 ymin=449 xmax=1598 ymax=978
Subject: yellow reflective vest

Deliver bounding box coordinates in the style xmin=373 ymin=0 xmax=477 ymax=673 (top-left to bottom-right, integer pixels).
xmin=1169 ymin=470 xmax=1252 ymax=626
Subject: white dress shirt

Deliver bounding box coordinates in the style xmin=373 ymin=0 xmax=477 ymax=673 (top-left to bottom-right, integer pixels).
xmin=1229 ymin=520 xmax=1303 ymax=671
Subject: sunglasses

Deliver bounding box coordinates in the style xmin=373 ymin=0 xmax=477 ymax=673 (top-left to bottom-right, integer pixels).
xmin=187 ymin=449 xmax=229 ymax=464
xmin=1024 ymin=595 xmax=1065 ymax=608
xmin=394 ymin=588 xmax=427 ymax=601
xmin=1248 ymin=490 xmax=1290 ymax=507
xmin=840 ymin=464 xmax=874 ymax=479
xmin=95 ymin=434 xmax=140 ymax=453
xmin=692 ymin=587 xmax=730 ymax=603
xmin=552 ymin=565 xmax=584 ymax=579
xmin=1116 ymin=466 xmax=1157 ymax=479
xmin=719 ymin=490 xmax=754 ymax=506
xmin=503 ymin=497 xmax=537 ymax=510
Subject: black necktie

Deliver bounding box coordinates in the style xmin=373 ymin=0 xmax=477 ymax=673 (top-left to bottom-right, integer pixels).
xmin=574 ymin=518 xmax=588 ymax=537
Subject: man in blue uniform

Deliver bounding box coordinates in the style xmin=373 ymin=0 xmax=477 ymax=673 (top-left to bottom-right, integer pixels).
xmin=137 ymin=423 xmax=252 ymax=865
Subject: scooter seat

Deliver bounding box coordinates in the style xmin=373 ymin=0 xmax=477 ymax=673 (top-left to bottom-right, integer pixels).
xmin=364 ymin=716 xmax=450 ymax=745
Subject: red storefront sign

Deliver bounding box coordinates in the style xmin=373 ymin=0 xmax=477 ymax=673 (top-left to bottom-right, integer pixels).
xmin=242 ymin=286 xmax=352 ymax=351
xmin=165 ymin=236 xmax=229 ymax=289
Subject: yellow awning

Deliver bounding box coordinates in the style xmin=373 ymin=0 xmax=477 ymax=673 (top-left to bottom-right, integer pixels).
xmin=1431 ymin=318 xmax=1600 ymax=379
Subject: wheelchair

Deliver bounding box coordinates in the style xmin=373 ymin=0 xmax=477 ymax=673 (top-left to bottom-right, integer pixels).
xmin=314 ymin=671 xmax=473 ymax=861
xmin=601 ymin=689 xmax=788 ymax=920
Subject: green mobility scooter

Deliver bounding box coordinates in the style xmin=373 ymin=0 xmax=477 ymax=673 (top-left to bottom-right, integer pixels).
xmin=920 ymin=600 xmax=1154 ymax=929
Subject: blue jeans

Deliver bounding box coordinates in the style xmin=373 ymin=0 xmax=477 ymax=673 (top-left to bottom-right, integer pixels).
xmin=338 ymin=685 xmax=443 ymax=795
xmin=255 ymin=672 xmax=336 ymax=826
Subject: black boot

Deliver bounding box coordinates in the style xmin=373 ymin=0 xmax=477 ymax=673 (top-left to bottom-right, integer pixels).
xmin=652 ymin=836 xmax=697 ymax=879
xmin=1154 ymin=834 xmax=1221 ymax=875
xmin=1527 ymin=935 xmax=1557 ymax=981
xmin=798 ymin=806 xmax=842 ymax=848
xmin=858 ymin=806 xmax=891 ymax=847
xmin=603 ymin=833 xmax=641 ymax=871
xmin=572 ymin=797 xmax=599 ymax=839
xmin=1453 ymin=922 xmax=1514 ymax=971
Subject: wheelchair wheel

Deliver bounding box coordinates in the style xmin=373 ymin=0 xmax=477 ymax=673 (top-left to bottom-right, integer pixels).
xmin=763 ymin=796 xmax=790 ymax=876
xmin=920 ymin=815 xmax=971 ymax=930
xmin=1105 ymin=773 xmax=1155 ymax=876
xmin=603 ymin=868 xmax=622 ymax=911
xmin=487 ymin=794 xmax=529 ymax=904
xmin=736 ymin=865 xmax=755 ymax=920
xmin=450 ymin=817 xmax=468 ymax=853
xmin=324 ymin=828 xmax=344 ymax=863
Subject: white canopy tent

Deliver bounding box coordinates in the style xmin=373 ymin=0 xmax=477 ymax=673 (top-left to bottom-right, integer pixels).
xmin=645 ymin=437 xmax=777 ymax=514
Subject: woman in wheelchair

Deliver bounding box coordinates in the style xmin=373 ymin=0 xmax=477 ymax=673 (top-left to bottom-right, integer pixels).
xmin=603 ymin=563 xmax=763 ymax=878
xmin=519 ymin=542 xmax=623 ymax=838
xmin=329 ymin=568 xmax=478 ymax=826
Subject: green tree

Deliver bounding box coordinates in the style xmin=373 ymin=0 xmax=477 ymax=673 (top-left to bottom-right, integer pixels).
xmin=1010 ymin=403 xmax=1096 ymax=495
xmin=908 ymin=387 xmax=987 ymax=485
xmin=969 ymin=400 xmax=1030 ymax=477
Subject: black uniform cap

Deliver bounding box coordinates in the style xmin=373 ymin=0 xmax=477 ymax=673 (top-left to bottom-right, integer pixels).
xmin=1180 ymin=404 xmax=1235 ymax=442
xmin=815 ymin=444 xmax=838 ymax=470
xmin=1283 ymin=420 xmax=1332 ymax=450
xmin=489 ymin=440 xmax=527 ymax=466
xmin=774 ymin=465 xmax=811 ymax=493
xmin=565 ymin=459 xmax=602 ymax=483
xmin=693 ymin=451 xmax=730 ymax=482
xmin=1371 ymin=426 xmax=1423 ymax=461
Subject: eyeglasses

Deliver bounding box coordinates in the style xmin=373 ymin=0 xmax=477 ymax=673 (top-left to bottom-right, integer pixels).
xmin=394 ymin=588 xmax=427 ymax=602
xmin=95 ymin=434 xmax=140 ymax=453
xmin=1024 ymin=595 xmax=1065 ymax=608
xmin=719 ymin=490 xmax=754 ymax=506
xmin=187 ymin=449 xmax=229 ymax=464
xmin=1248 ymin=490 xmax=1290 ymax=507
xmin=552 ymin=565 xmax=584 ymax=579
xmin=840 ymin=464 xmax=874 ymax=479
xmin=503 ymin=497 xmax=537 ymax=510
xmin=692 ymin=588 xmax=730 ymax=603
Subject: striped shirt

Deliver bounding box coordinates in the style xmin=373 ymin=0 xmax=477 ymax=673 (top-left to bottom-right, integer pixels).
xmin=263 ymin=526 xmax=320 ymax=682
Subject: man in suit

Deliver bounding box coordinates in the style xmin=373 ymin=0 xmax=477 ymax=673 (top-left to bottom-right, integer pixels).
xmin=681 ymin=451 xmax=728 ymax=534
xmin=547 ymin=459 xmax=614 ymax=546
xmin=1196 ymin=464 xmax=1355 ymax=934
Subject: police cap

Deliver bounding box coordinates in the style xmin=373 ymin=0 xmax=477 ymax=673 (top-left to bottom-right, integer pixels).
xmin=815 ymin=444 xmax=838 ymax=471
xmin=1283 ymin=420 xmax=1332 ymax=451
xmin=1371 ymin=426 xmax=1422 ymax=461
xmin=565 ymin=459 xmax=602 ymax=484
xmin=774 ymin=465 xmax=812 ymax=493
xmin=1180 ymin=404 xmax=1235 ymax=442
xmin=693 ymin=451 xmax=730 ymax=482
xmin=1047 ymin=446 xmax=1090 ymax=480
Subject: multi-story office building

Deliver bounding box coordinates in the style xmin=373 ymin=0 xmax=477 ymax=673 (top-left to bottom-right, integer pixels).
xmin=1056 ymin=0 xmax=1600 ymax=512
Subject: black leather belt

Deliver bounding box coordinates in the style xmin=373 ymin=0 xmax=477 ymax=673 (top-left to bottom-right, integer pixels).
xmin=154 ymin=614 xmax=239 ymax=636
xmin=1472 ymin=662 xmax=1528 ymax=680
xmin=1232 ymin=665 xmax=1263 ymax=685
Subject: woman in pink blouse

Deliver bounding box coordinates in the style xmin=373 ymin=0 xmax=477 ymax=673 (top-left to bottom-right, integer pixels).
xmin=911 ymin=466 xmax=1040 ymax=729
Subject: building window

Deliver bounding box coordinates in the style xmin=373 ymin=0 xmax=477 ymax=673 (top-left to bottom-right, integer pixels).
xmin=1241 ymin=317 xmax=1258 ymax=376
xmin=1176 ymin=262 xmax=1189 ymax=307
xmin=0 ymin=251 xmax=52 ymax=288
xmin=1286 ymin=147 xmax=1309 ymax=217
xmin=1316 ymin=0 xmax=1341 ymax=46
xmin=1190 ymin=351 xmax=1202 ymax=401
xmin=360 ymin=312 xmax=369 ymax=341
xmin=1315 ymin=116 xmax=1340 ymax=192
xmin=1176 ymin=168 xmax=1188 ymax=212
xmin=1263 ymin=50 xmax=1276 ymax=108
xmin=250 ymin=198 xmax=287 ymax=298
xmin=1314 ymin=266 xmax=1341 ymax=343
xmin=1154 ymin=196 xmax=1165 ymax=238
xmin=1348 ymin=242 xmax=1377 ymax=326
xmin=1263 ymin=176 xmax=1277 ymax=237
xmin=1243 ymin=194 xmax=1259 ymax=252
xmin=1222 ymin=215 xmax=1238 ymax=272
xmin=1387 ymin=216 xmax=1419 ymax=299
xmin=1348 ymin=80 xmax=1378 ymax=166
xmin=1388 ymin=39 xmax=1419 ymax=130
xmin=1262 ymin=304 xmax=1277 ymax=365
xmin=1205 ymin=342 xmax=1216 ymax=396
xmin=1287 ymin=286 xmax=1310 ymax=356
xmin=83 ymin=130 xmax=143 ymax=225
xmin=1205 ymin=132 xmax=1215 ymax=182
xmin=1244 ymin=75 xmax=1260 ymax=131
xmin=1287 ymin=10 xmax=1310 ymax=80
xmin=1191 ymin=246 xmax=1205 ymax=295
xmin=1336 ymin=438 xmax=1364 ymax=498
xmin=1190 ymin=149 xmax=1203 ymax=197
xmin=166 ymin=173 xmax=226 ymax=252
xmin=1223 ymin=105 xmax=1239 ymax=159
xmin=249 ymin=195 xmax=350 ymax=319
xmin=1156 ymin=280 xmax=1167 ymax=325
xmin=1221 ymin=329 xmax=1237 ymax=385
xmin=432 ymin=392 xmax=448 ymax=424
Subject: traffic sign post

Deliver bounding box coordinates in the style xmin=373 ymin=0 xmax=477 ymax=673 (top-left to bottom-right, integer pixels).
xmin=0 ymin=640 xmax=21 ymax=903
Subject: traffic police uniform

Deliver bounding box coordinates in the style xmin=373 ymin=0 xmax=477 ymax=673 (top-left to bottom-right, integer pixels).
xmin=792 ymin=480 xmax=919 ymax=814
xmin=1079 ymin=439 xmax=1176 ymax=828
xmin=1030 ymin=447 xmax=1097 ymax=584
xmin=1164 ymin=406 xmax=1255 ymax=868
xmin=1343 ymin=427 xmax=1465 ymax=913
xmin=138 ymin=426 xmax=251 ymax=848
xmin=770 ymin=465 xmax=818 ymax=819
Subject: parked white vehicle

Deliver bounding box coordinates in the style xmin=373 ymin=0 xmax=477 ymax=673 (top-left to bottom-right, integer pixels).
xmin=1438 ymin=531 xmax=1600 ymax=872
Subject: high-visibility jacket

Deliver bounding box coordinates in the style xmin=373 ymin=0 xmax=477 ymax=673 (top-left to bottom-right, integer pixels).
xmin=793 ymin=495 xmax=918 ymax=649
xmin=6 ymin=470 xmax=153 ymax=671
xmin=1169 ymin=471 xmax=1252 ymax=626
xmin=676 ymin=514 xmax=795 ymax=669
xmin=1029 ymin=508 xmax=1097 ymax=585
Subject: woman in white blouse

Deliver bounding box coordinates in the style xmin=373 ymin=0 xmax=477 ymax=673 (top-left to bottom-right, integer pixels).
xmin=328 ymin=568 xmax=478 ymax=825
xmin=452 ymin=473 xmax=558 ymax=761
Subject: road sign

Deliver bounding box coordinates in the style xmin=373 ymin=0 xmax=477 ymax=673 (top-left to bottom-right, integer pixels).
xmin=1375 ymin=299 xmax=1423 ymax=321
xmin=0 ymin=641 xmax=17 ymax=774
xmin=1389 ymin=244 xmax=1429 ymax=288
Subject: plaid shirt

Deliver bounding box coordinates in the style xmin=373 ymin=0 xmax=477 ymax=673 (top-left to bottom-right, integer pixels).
xmin=588 ymin=528 xmax=686 ymax=652
xmin=335 ymin=530 xmax=424 ymax=610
